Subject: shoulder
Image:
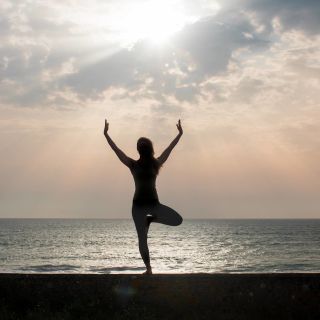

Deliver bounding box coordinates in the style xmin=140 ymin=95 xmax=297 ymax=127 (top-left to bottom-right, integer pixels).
xmin=127 ymin=158 xmax=136 ymax=170
xmin=154 ymin=157 xmax=162 ymax=168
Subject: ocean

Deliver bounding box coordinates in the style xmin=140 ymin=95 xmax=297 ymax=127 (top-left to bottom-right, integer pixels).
xmin=1 ymin=219 xmax=319 ymax=274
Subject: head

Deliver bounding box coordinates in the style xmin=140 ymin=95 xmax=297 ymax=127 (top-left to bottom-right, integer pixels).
xmin=137 ymin=137 xmax=154 ymax=158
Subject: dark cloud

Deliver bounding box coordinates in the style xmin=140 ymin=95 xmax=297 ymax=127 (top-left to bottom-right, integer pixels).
xmin=243 ymin=0 xmax=320 ymax=35
xmin=174 ymin=14 xmax=268 ymax=78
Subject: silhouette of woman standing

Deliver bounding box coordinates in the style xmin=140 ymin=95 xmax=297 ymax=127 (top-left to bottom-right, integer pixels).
xmin=104 ymin=119 xmax=183 ymax=274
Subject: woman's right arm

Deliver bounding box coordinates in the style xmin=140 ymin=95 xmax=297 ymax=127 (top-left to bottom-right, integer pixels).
xmin=104 ymin=119 xmax=133 ymax=168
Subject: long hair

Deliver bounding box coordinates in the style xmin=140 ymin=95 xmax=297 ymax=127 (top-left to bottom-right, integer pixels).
xmin=137 ymin=137 xmax=161 ymax=174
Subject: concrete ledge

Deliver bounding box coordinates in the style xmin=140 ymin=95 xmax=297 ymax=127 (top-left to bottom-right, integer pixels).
xmin=0 ymin=273 xmax=319 ymax=319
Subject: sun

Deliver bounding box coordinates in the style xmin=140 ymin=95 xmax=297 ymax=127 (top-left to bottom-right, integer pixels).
xmin=62 ymin=1 xmax=221 ymax=51
xmin=113 ymin=1 xmax=193 ymax=46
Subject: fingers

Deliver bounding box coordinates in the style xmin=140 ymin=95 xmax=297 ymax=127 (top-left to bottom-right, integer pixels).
xmin=176 ymin=119 xmax=183 ymax=135
xmin=104 ymin=119 xmax=109 ymax=133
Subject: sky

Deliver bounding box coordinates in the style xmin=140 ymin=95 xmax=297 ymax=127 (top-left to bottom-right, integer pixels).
xmin=0 ymin=0 xmax=320 ymax=219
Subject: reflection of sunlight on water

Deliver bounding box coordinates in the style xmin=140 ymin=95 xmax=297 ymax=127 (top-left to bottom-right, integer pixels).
xmin=1 ymin=219 xmax=320 ymax=274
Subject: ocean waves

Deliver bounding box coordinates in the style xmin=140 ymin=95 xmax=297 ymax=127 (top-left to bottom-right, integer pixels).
xmin=1 ymin=219 xmax=320 ymax=274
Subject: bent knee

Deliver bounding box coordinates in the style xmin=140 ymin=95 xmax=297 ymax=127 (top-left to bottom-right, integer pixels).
xmin=173 ymin=214 xmax=183 ymax=226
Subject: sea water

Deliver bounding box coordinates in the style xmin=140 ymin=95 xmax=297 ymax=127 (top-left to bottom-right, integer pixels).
xmin=0 ymin=219 xmax=319 ymax=273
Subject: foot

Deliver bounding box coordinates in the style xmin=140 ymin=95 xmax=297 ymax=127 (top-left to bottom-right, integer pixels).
xmin=143 ymin=266 xmax=152 ymax=275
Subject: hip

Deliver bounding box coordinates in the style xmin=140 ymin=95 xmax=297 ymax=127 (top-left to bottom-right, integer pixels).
xmin=132 ymin=198 xmax=160 ymax=207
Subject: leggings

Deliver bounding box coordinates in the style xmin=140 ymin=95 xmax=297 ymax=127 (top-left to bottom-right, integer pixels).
xmin=132 ymin=202 xmax=183 ymax=267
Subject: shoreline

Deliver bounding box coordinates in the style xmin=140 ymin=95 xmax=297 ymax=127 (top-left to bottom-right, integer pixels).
xmin=1 ymin=273 xmax=319 ymax=319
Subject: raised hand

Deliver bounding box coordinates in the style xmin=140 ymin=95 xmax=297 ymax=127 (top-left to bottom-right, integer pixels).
xmin=176 ymin=119 xmax=183 ymax=135
xmin=104 ymin=119 xmax=109 ymax=135
xmin=158 ymin=119 xmax=183 ymax=165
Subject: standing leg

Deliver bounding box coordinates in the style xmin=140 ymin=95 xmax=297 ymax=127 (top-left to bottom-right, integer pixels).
xmin=132 ymin=205 xmax=152 ymax=274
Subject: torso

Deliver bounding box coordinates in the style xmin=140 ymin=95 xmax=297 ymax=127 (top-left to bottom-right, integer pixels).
xmin=130 ymin=159 xmax=159 ymax=206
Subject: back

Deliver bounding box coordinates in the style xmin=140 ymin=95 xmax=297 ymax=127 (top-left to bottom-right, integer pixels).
xmin=130 ymin=159 xmax=160 ymax=205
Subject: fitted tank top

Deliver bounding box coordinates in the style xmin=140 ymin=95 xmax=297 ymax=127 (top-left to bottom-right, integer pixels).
xmin=130 ymin=159 xmax=160 ymax=206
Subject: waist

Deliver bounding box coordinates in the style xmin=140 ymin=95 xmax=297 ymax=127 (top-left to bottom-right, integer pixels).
xmin=132 ymin=198 xmax=160 ymax=206
xmin=133 ymin=189 xmax=159 ymax=203
xmin=133 ymin=186 xmax=158 ymax=198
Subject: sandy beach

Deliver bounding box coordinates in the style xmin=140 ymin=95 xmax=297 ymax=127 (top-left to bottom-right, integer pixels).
xmin=0 ymin=273 xmax=319 ymax=319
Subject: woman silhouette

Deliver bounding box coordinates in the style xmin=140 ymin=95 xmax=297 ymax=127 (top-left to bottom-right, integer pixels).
xmin=104 ymin=119 xmax=183 ymax=274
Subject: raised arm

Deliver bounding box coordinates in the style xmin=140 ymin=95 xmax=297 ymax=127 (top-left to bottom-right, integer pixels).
xmin=103 ymin=119 xmax=133 ymax=168
xmin=157 ymin=119 xmax=183 ymax=166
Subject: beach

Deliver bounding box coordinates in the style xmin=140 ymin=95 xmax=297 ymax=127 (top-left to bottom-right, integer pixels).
xmin=1 ymin=273 xmax=319 ymax=319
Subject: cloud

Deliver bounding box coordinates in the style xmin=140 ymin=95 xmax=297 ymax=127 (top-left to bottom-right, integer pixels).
xmin=64 ymin=13 xmax=267 ymax=106
xmin=244 ymin=0 xmax=320 ymax=35
xmin=0 ymin=0 xmax=319 ymax=111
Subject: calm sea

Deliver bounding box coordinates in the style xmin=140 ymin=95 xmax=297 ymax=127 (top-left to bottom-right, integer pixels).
xmin=0 ymin=219 xmax=319 ymax=274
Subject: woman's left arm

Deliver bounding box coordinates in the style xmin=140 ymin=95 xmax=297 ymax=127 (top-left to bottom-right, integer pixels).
xmin=157 ymin=119 xmax=183 ymax=166
xmin=104 ymin=119 xmax=133 ymax=168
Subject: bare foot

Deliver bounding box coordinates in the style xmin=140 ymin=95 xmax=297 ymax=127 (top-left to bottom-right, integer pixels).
xmin=143 ymin=267 xmax=152 ymax=275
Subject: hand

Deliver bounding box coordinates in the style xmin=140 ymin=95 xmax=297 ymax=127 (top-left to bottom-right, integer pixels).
xmin=176 ymin=119 xmax=183 ymax=135
xmin=104 ymin=119 xmax=109 ymax=135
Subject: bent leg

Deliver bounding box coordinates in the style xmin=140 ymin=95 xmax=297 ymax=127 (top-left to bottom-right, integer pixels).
xmin=132 ymin=206 xmax=151 ymax=268
xmin=151 ymin=203 xmax=183 ymax=226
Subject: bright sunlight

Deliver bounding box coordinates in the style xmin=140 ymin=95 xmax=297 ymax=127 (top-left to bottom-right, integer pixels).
xmin=112 ymin=0 xmax=194 ymax=45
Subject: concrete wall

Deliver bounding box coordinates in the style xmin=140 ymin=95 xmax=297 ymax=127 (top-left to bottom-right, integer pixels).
xmin=0 ymin=273 xmax=319 ymax=319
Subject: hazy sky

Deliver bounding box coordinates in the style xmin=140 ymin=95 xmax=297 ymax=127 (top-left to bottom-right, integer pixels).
xmin=1 ymin=0 xmax=320 ymax=218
